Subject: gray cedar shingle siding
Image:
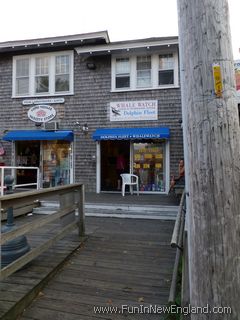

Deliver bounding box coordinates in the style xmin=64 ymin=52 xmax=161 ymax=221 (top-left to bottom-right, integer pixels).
xmin=0 ymin=50 xmax=183 ymax=192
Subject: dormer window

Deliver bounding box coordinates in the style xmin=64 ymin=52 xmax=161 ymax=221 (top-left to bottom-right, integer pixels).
xmin=13 ymin=51 xmax=73 ymax=97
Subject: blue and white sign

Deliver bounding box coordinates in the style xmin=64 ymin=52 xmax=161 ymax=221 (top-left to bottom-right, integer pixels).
xmin=110 ymin=100 xmax=158 ymax=122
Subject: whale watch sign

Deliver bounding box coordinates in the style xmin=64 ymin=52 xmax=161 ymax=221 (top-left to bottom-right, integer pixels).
xmin=27 ymin=105 xmax=56 ymax=123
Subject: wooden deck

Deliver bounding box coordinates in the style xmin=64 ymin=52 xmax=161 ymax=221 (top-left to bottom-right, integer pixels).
xmin=16 ymin=217 xmax=176 ymax=320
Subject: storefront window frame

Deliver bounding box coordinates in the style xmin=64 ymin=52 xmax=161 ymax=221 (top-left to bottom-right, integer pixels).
xmin=96 ymin=139 xmax=170 ymax=194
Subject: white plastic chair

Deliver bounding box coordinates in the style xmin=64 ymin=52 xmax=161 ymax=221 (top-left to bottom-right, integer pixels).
xmin=120 ymin=173 xmax=139 ymax=197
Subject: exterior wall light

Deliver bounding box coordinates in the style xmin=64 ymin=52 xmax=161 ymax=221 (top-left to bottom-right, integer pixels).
xmin=86 ymin=62 xmax=96 ymax=70
xmin=82 ymin=123 xmax=89 ymax=133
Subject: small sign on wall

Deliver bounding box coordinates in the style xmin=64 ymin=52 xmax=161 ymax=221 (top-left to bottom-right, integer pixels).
xmin=110 ymin=100 xmax=158 ymax=122
xmin=27 ymin=105 xmax=56 ymax=123
xmin=212 ymin=63 xmax=223 ymax=98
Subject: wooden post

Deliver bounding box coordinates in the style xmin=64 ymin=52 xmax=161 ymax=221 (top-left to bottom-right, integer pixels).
xmin=59 ymin=191 xmax=75 ymax=226
xmin=177 ymin=0 xmax=240 ymax=318
xmin=77 ymin=184 xmax=85 ymax=238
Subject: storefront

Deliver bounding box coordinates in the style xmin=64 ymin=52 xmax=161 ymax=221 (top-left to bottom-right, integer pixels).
xmin=2 ymin=130 xmax=74 ymax=188
xmin=93 ymin=127 xmax=170 ymax=194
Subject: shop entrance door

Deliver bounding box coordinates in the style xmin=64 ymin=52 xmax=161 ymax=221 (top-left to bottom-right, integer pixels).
xmin=101 ymin=141 xmax=130 ymax=191
xmin=16 ymin=141 xmax=40 ymax=187
xmin=42 ymin=141 xmax=71 ymax=188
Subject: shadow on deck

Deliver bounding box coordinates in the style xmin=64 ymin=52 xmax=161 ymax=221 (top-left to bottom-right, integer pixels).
xmin=1 ymin=217 xmax=176 ymax=320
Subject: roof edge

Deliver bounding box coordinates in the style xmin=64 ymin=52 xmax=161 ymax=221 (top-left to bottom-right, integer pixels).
xmin=0 ymin=30 xmax=110 ymax=49
xmin=75 ymin=37 xmax=179 ymax=55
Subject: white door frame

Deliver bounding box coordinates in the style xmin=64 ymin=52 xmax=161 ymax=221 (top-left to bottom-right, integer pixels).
xmin=96 ymin=141 xmax=101 ymax=193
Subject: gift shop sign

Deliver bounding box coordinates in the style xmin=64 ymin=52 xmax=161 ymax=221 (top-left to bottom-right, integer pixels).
xmin=27 ymin=105 xmax=56 ymax=123
xmin=110 ymin=100 xmax=158 ymax=122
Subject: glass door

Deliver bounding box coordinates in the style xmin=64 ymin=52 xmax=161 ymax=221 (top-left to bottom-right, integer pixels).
xmin=133 ymin=141 xmax=166 ymax=192
xmin=42 ymin=141 xmax=71 ymax=188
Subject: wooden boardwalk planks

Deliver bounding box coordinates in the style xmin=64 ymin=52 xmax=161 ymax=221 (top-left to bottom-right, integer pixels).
xmin=0 ymin=213 xmax=83 ymax=320
xmin=19 ymin=217 xmax=176 ymax=320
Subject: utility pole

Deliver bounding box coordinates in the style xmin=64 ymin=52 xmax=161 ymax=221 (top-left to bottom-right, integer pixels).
xmin=177 ymin=0 xmax=240 ymax=319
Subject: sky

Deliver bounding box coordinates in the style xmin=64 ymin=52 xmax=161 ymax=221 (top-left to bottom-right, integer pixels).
xmin=0 ymin=0 xmax=239 ymax=59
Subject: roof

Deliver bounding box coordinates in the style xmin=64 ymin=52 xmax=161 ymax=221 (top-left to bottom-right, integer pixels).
xmin=75 ymin=36 xmax=179 ymax=56
xmin=0 ymin=31 xmax=110 ymax=54
xmin=0 ymin=31 xmax=178 ymax=56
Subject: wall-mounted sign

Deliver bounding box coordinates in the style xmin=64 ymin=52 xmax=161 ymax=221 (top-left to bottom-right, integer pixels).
xmin=110 ymin=100 xmax=158 ymax=122
xmin=23 ymin=98 xmax=65 ymax=105
xmin=234 ymin=60 xmax=240 ymax=98
xmin=27 ymin=105 xmax=56 ymax=123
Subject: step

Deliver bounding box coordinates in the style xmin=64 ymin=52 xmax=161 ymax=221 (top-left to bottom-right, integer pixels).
xmin=34 ymin=200 xmax=178 ymax=220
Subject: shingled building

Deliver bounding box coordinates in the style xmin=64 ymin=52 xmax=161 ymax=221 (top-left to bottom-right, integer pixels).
xmin=0 ymin=31 xmax=183 ymax=193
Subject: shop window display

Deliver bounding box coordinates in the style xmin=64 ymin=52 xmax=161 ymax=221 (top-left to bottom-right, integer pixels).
xmin=42 ymin=141 xmax=70 ymax=187
xmin=133 ymin=142 xmax=165 ymax=192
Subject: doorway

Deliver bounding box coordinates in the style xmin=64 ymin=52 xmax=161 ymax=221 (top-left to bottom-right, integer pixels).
xmin=101 ymin=140 xmax=130 ymax=191
xmin=15 ymin=140 xmax=73 ymax=188
xmin=16 ymin=141 xmax=40 ymax=187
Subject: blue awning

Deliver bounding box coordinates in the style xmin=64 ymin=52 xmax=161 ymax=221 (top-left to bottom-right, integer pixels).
xmin=2 ymin=130 xmax=74 ymax=141
xmin=92 ymin=127 xmax=170 ymax=141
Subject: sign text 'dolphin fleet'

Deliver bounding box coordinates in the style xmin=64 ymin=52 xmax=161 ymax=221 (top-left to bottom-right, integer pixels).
xmin=110 ymin=100 xmax=158 ymax=122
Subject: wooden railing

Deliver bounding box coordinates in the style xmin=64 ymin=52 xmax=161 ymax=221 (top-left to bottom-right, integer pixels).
xmin=0 ymin=183 xmax=85 ymax=281
xmin=168 ymin=191 xmax=188 ymax=303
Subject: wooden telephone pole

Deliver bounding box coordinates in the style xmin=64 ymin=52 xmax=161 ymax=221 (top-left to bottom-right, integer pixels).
xmin=177 ymin=0 xmax=240 ymax=318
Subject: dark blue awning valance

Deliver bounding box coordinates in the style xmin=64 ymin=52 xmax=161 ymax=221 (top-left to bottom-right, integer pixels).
xmin=92 ymin=127 xmax=170 ymax=141
xmin=2 ymin=130 xmax=74 ymax=141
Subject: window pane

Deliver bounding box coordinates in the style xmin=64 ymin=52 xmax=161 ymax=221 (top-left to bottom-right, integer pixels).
xmin=55 ymin=75 xmax=70 ymax=92
xmin=116 ymin=76 xmax=130 ymax=88
xmin=16 ymin=78 xmax=29 ymax=95
xmin=35 ymin=57 xmax=49 ymax=75
xmin=133 ymin=142 xmax=166 ymax=192
xmin=159 ymin=54 xmax=174 ymax=85
xmin=137 ymin=56 xmax=151 ymax=70
xmin=158 ymin=70 xmax=174 ymax=85
xmin=55 ymin=55 xmax=70 ymax=92
xmin=115 ymin=58 xmax=130 ymax=88
xmin=15 ymin=59 xmax=30 ymax=95
xmin=35 ymin=57 xmax=49 ymax=93
xmin=56 ymin=55 xmax=70 ymax=74
xmin=116 ymin=58 xmax=130 ymax=74
xmin=159 ymin=54 xmax=174 ymax=69
xmin=16 ymin=59 xmax=29 ymax=77
xmin=137 ymin=56 xmax=151 ymax=87
xmin=35 ymin=76 xmax=49 ymax=93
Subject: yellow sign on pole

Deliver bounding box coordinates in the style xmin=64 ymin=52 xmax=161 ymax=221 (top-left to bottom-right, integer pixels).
xmin=212 ymin=63 xmax=223 ymax=97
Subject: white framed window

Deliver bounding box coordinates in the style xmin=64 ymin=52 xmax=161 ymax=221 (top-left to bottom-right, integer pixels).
xmin=112 ymin=51 xmax=178 ymax=91
xmin=12 ymin=51 xmax=74 ymax=97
